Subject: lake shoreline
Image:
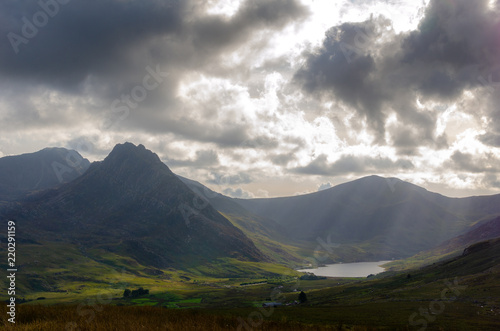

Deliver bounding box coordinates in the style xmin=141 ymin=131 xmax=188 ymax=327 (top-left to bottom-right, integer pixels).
xmin=297 ymin=261 xmax=392 ymax=278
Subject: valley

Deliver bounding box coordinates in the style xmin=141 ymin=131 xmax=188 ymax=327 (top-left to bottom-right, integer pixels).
xmin=3 ymin=0 xmax=500 ymax=329
xmin=1 ymin=143 xmax=500 ymax=330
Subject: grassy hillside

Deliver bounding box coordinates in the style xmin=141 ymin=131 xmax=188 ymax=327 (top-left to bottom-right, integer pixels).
xmin=278 ymin=238 xmax=500 ymax=329
xmin=384 ymin=216 xmax=500 ymax=271
xmin=221 ymin=212 xmax=307 ymax=266
xmin=0 ymin=240 xmax=301 ymax=306
xmin=2 ymin=239 xmax=500 ymax=330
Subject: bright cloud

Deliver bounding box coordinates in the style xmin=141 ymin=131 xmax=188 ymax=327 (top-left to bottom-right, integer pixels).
xmin=0 ymin=0 xmax=499 ymax=198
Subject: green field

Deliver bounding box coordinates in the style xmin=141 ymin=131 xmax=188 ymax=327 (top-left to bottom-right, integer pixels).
xmin=2 ymin=239 xmax=500 ymax=330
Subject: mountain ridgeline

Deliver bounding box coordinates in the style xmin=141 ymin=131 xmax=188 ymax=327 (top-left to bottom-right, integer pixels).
xmin=1 ymin=143 xmax=265 ymax=269
xmin=1 ymin=143 xmax=500 ymax=270
xmin=0 ymin=147 xmax=90 ymax=202
xmin=235 ymin=176 xmax=500 ymax=261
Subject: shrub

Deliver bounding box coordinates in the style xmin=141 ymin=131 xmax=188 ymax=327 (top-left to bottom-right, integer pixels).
xmin=123 ymin=287 xmax=149 ymax=298
xmin=298 ymin=291 xmax=307 ymax=303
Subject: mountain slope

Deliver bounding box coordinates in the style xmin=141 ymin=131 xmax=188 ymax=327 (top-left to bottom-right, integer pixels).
xmin=0 ymin=147 xmax=90 ymax=201
xmin=178 ymin=176 xmax=285 ymax=238
xmin=437 ymin=216 xmax=500 ymax=255
xmin=298 ymin=237 xmax=500 ymax=329
xmin=178 ymin=176 xmax=307 ymax=265
xmin=236 ymin=176 xmax=500 ymax=260
xmin=385 ymin=215 xmax=500 ymax=271
xmin=2 ymin=143 xmax=265 ymax=269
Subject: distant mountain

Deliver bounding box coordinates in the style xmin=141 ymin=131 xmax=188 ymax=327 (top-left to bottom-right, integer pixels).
xmin=2 ymin=143 xmax=265 ymax=269
xmin=0 ymin=147 xmax=89 ymax=201
xmin=236 ymin=176 xmax=500 ymax=261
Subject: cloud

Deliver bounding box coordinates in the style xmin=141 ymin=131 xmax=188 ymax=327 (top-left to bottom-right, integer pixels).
xmin=207 ymin=172 xmax=253 ymax=186
xmin=270 ymin=153 xmax=296 ymax=166
xmin=65 ymin=136 xmax=110 ymax=156
xmin=0 ymin=0 xmax=309 ymax=138
xmin=0 ymin=0 xmax=308 ymax=86
xmin=318 ymin=182 xmax=332 ymax=191
xmin=294 ymin=18 xmax=389 ymax=140
xmin=1 ymin=0 xmax=500 ymax=197
xmin=0 ymin=1 xmax=184 ymax=88
xmin=482 ymin=174 xmax=500 ymax=189
xmin=294 ymin=154 xmax=414 ymax=176
xmin=222 ymin=187 xmax=254 ymax=199
xmin=479 ymin=132 xmax=500 ymax=147
xmin=294 ymin=0 xmax=500 ymax=153
xmin=167 ymin=149 xmax=219 ymax=168
xmin=448 ymin=151 xmax=500 ymax=173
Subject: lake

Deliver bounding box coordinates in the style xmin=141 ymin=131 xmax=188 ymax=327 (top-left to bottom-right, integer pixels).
xmin=297 ymin=261 xmax=391 ymax=277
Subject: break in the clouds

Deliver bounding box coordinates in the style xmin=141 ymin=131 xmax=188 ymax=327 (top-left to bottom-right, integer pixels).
xmin=0 ymin=0 xmax=499 ymax=198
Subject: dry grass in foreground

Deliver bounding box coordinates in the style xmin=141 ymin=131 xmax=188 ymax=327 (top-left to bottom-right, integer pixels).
xmin=0 ymin=304 xmax=382 ymax=331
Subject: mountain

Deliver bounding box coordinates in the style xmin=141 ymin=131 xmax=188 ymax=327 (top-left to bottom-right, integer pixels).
xmin=236 ymin=176 xmax=500 ymax=261
xmin=1 ymin=143 xmax=265 ymax=269
xmin=386 ymin=215 xmax=500 ymax=271
xmin=178 ymin=176 xmax=307 ymax=265
xmin=0 ymin=147 xmax=90 ymax=201
xmin=438 ymin=216 xmax=500 ymax=255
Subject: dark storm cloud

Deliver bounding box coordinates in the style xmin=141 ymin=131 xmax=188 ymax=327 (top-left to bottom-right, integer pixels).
xmin=165 ymin=120 xmax=252 ymax=148
xmin=295 ymin=0 xmax=500 ymax=152
xmin=400 ymin=0 xmax=500 ymax=96
xmin=191 ymin=0 xmax=308 ymax=53
xmin=447 ymin=151 xmax=500 ymax=173
xmin=294 ymin=18 xmax=389 ymax=139
xmin=66 ymin=136 xmax=110 ymax=156
xmin=126 ymin=112 xmax=282 ymax=149
xmin=0 ymin=0 xmax=184 ymax=88
xmin=479 ymin=133 xmax=500 ymax=148
xmin=388 ymin=116 xmax=448 ymax=155
xmin=167 ymin=149 xmax=219 ymax=168
xmin=207 ymin=172 xmax=252 ymax=186
xmin=0 ymin=0 xmax=308 ymax=145
xmin=482 ymin=174 xmax=500 ymax=189
xmin=240 ymin=136 xmax=280 ymax=149
xmin=270 ymin=152 xmax=296 ymax=166
xmin=0 ymin=0 xmax=307 ymax=87
xmin=293 ymin=154 xmax=414 ymax=176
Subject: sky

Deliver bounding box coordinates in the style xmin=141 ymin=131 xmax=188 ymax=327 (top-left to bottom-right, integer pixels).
xmin=1 ymin=0 xmax=499 ymax=198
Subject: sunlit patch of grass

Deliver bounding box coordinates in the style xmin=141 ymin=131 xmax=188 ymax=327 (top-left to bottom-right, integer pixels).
xmin=0 ymin=240 xmax=307 ymax=307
